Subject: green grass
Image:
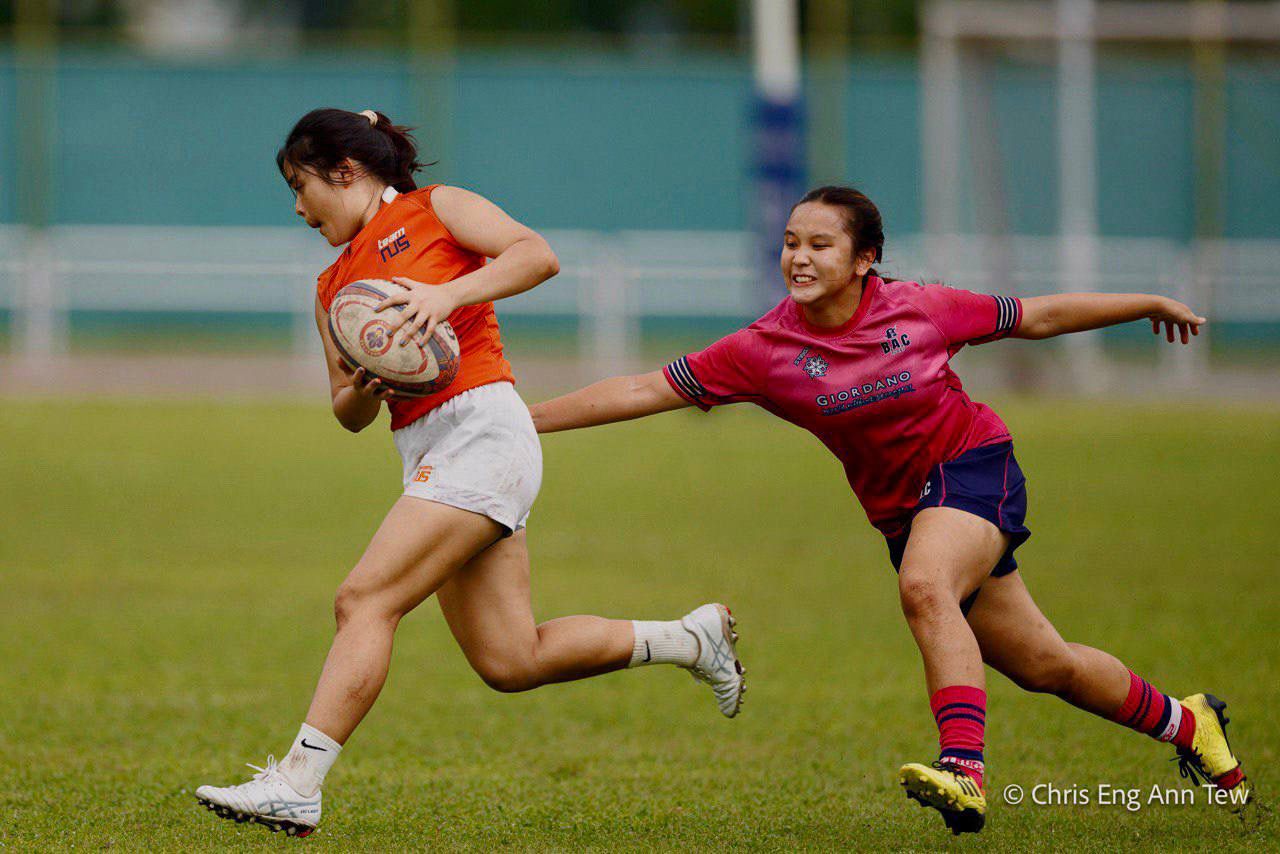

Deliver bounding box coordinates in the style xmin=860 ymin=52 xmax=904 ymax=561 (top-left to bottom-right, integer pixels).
xmin=1 ymin=398 xmax=1278 ymax=850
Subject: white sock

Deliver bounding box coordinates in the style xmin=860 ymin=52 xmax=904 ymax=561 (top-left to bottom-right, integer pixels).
xmin=629 ymin=620 xmax=699 ymax=667
xmin=279 ymin=723 xmax=342 ymax=797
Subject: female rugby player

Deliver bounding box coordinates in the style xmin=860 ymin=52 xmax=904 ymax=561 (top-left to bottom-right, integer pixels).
xmin=194 ymin=109 xmax=744 ymax=837
xmin=530 ymin=186 xmax=1249 ymax=835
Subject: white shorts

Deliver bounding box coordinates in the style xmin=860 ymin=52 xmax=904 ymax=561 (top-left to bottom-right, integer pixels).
xmin=393 ymin=381 xmax=542 ymax=534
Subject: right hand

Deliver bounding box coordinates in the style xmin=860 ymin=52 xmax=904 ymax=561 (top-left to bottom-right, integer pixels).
xmin=349 ymin=366 xmax=396 ymax=401
xmin=1147 ymin=297 xmax=1207 ymax=345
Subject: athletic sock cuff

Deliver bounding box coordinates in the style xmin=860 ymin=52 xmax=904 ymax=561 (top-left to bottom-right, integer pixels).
xmin=629 ymin=620 xmax=698 ymax=667
xmin=930 ymin=685 xmax=987 ymax=720
xmin=299 ymin=723 xmax=342 ymax=754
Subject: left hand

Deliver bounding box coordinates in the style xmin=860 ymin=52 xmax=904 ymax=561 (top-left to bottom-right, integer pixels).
xmin=376 ymin=277 xmax=461 ymax=345
xmin=1148 ymin=297 xmax=1206 ymax=345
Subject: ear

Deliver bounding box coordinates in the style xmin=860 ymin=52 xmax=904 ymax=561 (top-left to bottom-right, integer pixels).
xmin=853 ymin=247 xmax=877 ymax=277
xmin=332 ymin=158 xmax=361 ymax=185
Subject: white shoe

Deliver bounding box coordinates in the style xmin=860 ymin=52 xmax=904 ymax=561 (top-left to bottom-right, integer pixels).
xmin=681 ymin=603 xmax=746 ymax=718
xmin=195 ymin=756 xmax=321 ymax=837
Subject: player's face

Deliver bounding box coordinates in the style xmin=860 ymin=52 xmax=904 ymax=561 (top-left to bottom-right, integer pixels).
xmin=781 ymin=203 xmax=862 ymax=306
xmin=284 ymin=162 xmax=364 ymax=247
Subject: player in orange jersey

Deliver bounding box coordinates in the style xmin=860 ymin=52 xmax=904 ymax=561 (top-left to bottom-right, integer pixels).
xmin=194 ymin=109 xmax=745 ymax=837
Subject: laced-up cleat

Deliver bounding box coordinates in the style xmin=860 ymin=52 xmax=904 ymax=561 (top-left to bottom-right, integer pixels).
xmin=899 ymin=761 xmax=986 ymax=835
xmin=1175 ymin=693 xmax=1252 ymax=811
xmin=680 ymin=603 xmax=745 ymax=718
xmin=196 ymin=755 xmax=321 ymax=837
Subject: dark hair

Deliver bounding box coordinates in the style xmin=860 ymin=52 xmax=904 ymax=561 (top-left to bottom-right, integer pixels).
xmin=793 ymin=185 xmax=887 ymax=277
xmin=277 ymin=108 xmax=424 ymax=193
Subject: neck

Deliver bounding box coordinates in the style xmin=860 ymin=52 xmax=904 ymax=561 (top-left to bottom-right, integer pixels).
xmin=355 ymin=184 xmax=389 ymax=231
xmin=800 ymin=275 xmax=866 ymax=328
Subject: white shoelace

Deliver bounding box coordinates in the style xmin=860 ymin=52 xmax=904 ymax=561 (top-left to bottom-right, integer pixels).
xmin=245 ymin=755 xmax=281 ymax=783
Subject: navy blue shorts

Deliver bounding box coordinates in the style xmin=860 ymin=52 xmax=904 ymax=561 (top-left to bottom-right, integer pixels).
xmin=885 ymin=441 xmax=1031 ymax=579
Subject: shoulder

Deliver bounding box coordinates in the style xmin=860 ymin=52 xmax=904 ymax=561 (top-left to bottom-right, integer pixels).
xmin=880 ymin=279 xmax=956 ymax=317
xmin=403 ymin=185 xmax=494 ymax=241
xmin=878 ymin=278 xmax=929 ymax=303
xmin=748 ymin=296 xmax=797 ymax=333
xmin=389 ymin=184 xmax=467 ymax=246
xmin=414 ymin=184 xmax=487 ymax=218
xmin=719 ymin=300 xmax=797 ymax=363
xmin=401 ymin=184 xmax=441 ymax=205
xmin=394 ymin=184 xmax=443 ymax=219
xmin=717 ymin=300 xmax=789 ymax=355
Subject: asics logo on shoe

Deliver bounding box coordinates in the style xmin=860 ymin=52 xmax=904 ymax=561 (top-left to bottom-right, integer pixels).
xmin=253 ymin=798 xmax=318 ymax=816
xmin=696 ymin=625 xmax=733 ymax=672
xmin=300 ymin=739 xmax=328 ymax=752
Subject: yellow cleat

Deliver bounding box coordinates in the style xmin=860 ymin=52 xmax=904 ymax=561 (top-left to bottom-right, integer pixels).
xmin=899 ymin=762 xmax=986 ymax=835
xmin=1176 ymin=694 xmax=1252 ymax=811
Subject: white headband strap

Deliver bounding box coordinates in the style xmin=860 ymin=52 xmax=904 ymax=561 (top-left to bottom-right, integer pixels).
xmin=359 ymin=110 xmax=378 ymax=126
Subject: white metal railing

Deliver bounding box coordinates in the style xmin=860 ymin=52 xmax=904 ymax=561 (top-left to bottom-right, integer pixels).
xmin=2 ymin=225 xmax=1278 ymax=381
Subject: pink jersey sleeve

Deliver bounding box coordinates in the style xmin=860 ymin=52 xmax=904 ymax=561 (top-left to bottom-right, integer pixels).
xmin=663 ymin=328 xmax=761 ymax=411
xmin=913 ymin=282 xmax=1022 ymax=347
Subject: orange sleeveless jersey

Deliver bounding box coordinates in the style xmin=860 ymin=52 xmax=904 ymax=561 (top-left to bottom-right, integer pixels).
xmin=316 ymin=185 xmax=516 ymax=430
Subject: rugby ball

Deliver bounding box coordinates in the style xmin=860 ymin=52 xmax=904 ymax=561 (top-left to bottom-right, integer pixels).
xmin=328 ymin=279 xmax=461 ymax=397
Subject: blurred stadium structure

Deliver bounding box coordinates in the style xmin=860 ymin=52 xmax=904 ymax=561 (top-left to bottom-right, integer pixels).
xmin=1 ymin=0 xmax=1278 ymax=395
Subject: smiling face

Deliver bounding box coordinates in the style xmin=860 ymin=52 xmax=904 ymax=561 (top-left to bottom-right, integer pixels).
xmin=283 ymin=160 xmax=379 ymax=247
xmin=781 ymin=202 xmax=876 ymax=311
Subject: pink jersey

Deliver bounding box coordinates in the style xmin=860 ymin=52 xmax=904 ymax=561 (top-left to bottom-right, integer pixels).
xmin=663 ymin=276 xmax=1023 ymax=536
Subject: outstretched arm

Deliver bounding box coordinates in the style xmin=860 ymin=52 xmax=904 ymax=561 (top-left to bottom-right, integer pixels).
xmin=1013 ymin=293 xmax=1206 ymax=344
xmin=530 ymin=370 xmax=691 ymax=433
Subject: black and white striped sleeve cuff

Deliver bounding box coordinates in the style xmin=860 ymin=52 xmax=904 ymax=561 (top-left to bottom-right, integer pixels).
xmin=992 ymin=295 xmax=1023 ymax=338
xmin=663 ymin=356 xmax=711 ymax=411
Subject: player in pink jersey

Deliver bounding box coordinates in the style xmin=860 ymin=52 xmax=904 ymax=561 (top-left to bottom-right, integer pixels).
xmin=530 ymin=186 xmax=1251 ymax=834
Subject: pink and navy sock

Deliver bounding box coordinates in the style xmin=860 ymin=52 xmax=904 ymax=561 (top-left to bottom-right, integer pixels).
xmin=1110 ymin=670 xmax=1196 ymax=750
xmin=931 ymin=685 xmax=986 ymax=789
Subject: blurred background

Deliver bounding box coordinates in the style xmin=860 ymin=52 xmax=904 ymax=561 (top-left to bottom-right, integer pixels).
xmin=0 ymin=0 xmax=1278 ymax=397
xmin=3 ymin=8 xmax=1279 ymax=847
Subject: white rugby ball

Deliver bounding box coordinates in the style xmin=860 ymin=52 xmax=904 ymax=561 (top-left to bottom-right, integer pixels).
xmin=328 ymin=279 xmax=461 ymax=397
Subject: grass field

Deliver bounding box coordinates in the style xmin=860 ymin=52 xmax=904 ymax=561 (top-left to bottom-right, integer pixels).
xmin=2 ymin=397 xmax=1278 ymax=850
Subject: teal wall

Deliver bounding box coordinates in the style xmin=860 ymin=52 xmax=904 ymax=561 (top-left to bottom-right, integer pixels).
xmin=1 ymin=47 xmax=1277 ymax=237
xmin=1225 ymin=62 xmax=1280 ymax=238
xmin=842 ymin=57 xmax=923 ymax=235
xmin=452 ymin=52 xmax=753 ymax=230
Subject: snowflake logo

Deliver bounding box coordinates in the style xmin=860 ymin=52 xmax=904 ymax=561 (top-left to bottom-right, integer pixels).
xmin=803 ymin=354 xmax=829 ymax=379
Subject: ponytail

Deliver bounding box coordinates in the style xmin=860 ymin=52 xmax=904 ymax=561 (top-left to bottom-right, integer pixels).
xmin=277 ymin=108 xmax=425 ymax=193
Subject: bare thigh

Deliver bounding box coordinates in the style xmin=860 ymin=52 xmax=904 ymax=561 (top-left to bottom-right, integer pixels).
xmin=338 ymin=496 xmax=507 ymax=619
xmin=900 ymin=507 xmax=1010 ymax=601
xmin=964 ymin=569 xmax=1131 ymax=715
xmin=435 ymin=532 xmax=633 ymax=692
xmin=435 ymin=529 xmax=538 ymax=671
xmin=965 ymin=571 xmax=1071 ymax=676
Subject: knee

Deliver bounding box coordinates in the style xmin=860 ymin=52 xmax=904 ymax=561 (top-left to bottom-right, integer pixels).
xmin=333 ymin=575 xmax=396 ymax=630
xmin=898 ymin=572 xmax=954 ymax=624
xmin=1009 ymin=649 xmax=1081 ymax=696
xmin=333 ymin=582 xmax=359 ymax=629
xmin=472 ymin=656 xmax=541 ymax=694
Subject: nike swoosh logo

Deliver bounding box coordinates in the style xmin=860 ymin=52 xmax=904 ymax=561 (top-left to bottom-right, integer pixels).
xmin=643 ymin=640 xmax=651 ymax=662
xmin=300 ymin=739 xmax=328 ymax=752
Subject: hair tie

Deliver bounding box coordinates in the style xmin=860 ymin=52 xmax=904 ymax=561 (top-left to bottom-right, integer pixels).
xmin=359 ymin=110 xmax=378 ymax=126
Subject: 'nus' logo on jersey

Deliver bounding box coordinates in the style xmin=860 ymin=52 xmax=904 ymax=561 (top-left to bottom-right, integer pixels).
xmin=881 ymin=326 xmax=911 ymax=355
xmin=377 ymin=227 xmax=410 ymax=262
